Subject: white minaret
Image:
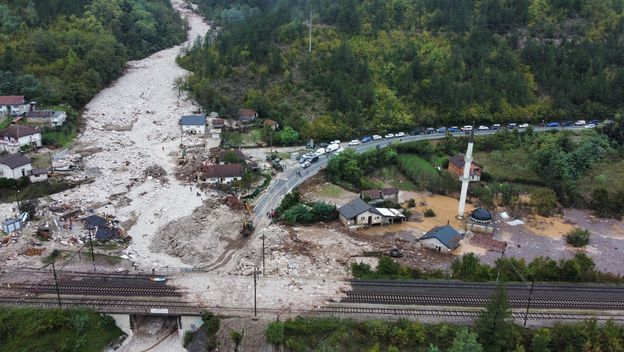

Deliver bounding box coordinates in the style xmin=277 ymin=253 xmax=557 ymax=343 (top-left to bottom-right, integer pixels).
xmin=457 ymin=130 xmax=476 ymax=219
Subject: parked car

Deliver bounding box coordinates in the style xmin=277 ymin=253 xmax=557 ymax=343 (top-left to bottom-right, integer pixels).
xmin=330 ymin=140 xmax=341 ymax=145
xmin=546 ymin=122 xmax=560 ymax=127
xmin=461 ymin=125 xmax=473 ymax=131
xmin=584 ymin=123 xmax=596 ymax=129
xmin=384 ymin=133 xmax=395 ymax=138
xmin=361 ymin=136 xmax=372 ymax=143
xmin=410 ymin=129 xmax=423 ymax=135
xmin=396 ymin=132 xmax=406 ymax=137
xmin=589 ymin=119 xmax=599 ymax=125
xmin=426 ymin=127 xmax=436 ymax=134
xmin=519 ymin=123 xmax=529 ymax=128
xmin=302 ymin=161 xmax=311 ymax=169
xmin=448 ymin=126 xmax=459 ymax=132
xmin=314 ymin=148 xmax=326 ymax=157
xmin=575 ymin=120 xmax=586 ymax=126
xmin=372 ymin=135 xmax=382 ymax=140
xmin=562 ymin=121 xmax=573 ymax=126
xmin=436 ymin=127 xmax=446 ymax=133
xmin=507 ymin=123 xmax=518 ymax=129
xmin=348 ymin=139 xmax=360 ymax=146
xmin=326 ymin=143 xmax=340 ymax=152
xmin=491 ymin=124 xmax=501 ymax=130
xmin=478 ymin=125 xmax=489 ymax=130
xmin=309 ymin=155 xmax=319 ymax=163
xmin=334 ymin=148 xmax=344 ymax=155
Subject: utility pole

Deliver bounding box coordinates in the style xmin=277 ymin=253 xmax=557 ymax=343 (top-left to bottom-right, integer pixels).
xmin=51 ymin=261 xmax=62 ymax=308
xmin=253 ymin=267 xmax=258 ymax=317
xmin=88 ymin=227 xmax=96 ymax=272
xmin=262 ymin=235 xmax=265 ymax=275
xmin=523 ymin=280 xmax=535 ymax=327
xmin=11 ymin=169 xmax=20 ymax=209
xmin=308 ymin=7 xmax=312 ymax=53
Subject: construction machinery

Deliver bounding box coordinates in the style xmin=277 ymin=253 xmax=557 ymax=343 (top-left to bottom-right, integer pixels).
xmin=241 ymin=219 xmax=254 ymax=237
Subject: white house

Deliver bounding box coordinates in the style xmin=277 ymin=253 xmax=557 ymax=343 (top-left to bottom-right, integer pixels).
xmin=0 ymin=96 xmax=29 ymax=116
xmin=199 ymin=163 xmax=243 ymax=184
xmin=180 ymin=115 xmax=207 ymax=135
xmin=25 ymin=110 xmax=67 ymax=127
xmin=0 ymin=153 xmax=33 ymax=180
xmin=238 ymin=108 xmax=258 ymax=124
xmin=210 ymin=129 xmax=221 ymax=139
xmin=338 ymin=198 xmax=405 ymax=228
xmin=0 ymin=125 xmax=42 ymax=153
xmin=419 ymin=225 xmax=463 ymax=254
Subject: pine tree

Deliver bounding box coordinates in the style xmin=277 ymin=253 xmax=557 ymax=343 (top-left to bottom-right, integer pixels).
xmin=448 ymin=328 xmax=483 ymax=352
xmin=475 ymin=284 xmax=515 ymax=352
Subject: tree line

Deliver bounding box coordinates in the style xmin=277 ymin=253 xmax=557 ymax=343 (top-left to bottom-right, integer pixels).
xmin=179 ymin=0 xmax=624 ymax=142
xmin=0 ymin=0 xmax=186 ymax=109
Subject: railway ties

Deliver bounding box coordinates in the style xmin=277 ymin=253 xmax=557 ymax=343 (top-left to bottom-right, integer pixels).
xmin=342 ymin=292 xmax=624 ymax=310
xmin=5 ymin=283 xmax=181 ymax=297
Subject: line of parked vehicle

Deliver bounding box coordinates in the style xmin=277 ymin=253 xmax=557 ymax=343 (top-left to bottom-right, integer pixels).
xmin=296 ymin=118 xmax=611 ymax=168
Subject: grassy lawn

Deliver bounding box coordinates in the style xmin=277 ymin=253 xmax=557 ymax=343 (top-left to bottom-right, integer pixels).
xmin=42 ymin=129 xmax=77 ymax=148
xmin=474 ymin=150 xmax=541 ymax=184
xmin=223 ymin=128 xmax=264 ymax=147
xmin=0 ymin=180 xmax=76 ymax=203
xmin=0 ymin=116 xmax=12 ymax=129
xmin=0 ymin=307 xmax=122 ymax=352
xmin=316 ymin=183 xmax=350 ymax=198
xmin=578 ymin=157 xmax=624 ymax=196
xmin=370 ymin=165 xmax=419 ymax=191
xmin=397 ymin=154 xmax=438 ymax=176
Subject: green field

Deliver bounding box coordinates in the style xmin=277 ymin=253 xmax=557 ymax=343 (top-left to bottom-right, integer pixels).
xmin=369 ymin=165 xmax=419 ymax=191
xmin=0 ymin=307 xmax=122 ymax=352
xmin=316 ymin=183 xmax=350 ymax=198
xmin=0 ymin=180 xmax=75 ymax=203
xmin=578 ymin=157 xmax=624 ymax=196
xmin=474 ymin=150 xmax=542 ymax=184
xmin=222 ymin=128 xmax=264 ymax=147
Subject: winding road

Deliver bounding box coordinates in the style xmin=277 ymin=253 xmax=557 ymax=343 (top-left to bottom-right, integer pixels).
xmin=252 ymin=126 xmax=585 ymax=226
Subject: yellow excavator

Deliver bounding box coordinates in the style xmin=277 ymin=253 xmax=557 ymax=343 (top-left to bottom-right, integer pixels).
xmin=241 ymin=200 xmax=254 ymax=237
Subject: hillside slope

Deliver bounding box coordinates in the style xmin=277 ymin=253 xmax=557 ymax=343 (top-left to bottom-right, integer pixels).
xmin=179 ymin=0 xmax=624 ymax=140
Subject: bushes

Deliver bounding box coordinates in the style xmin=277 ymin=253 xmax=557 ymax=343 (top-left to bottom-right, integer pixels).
xmin=424 ymin=208 xmax=436 ymax=217
xmin=530 ymin=188 xmax=558 ymax=216
xmin=352 ymin=252 xmax=621 ymax=284
xmin=566 ymin=228 xmax=591 ymax=247
xmin=277 ymin=191 xmax=337 ymax=225
xmin=266 ymin=321 xmax=285 ymax=345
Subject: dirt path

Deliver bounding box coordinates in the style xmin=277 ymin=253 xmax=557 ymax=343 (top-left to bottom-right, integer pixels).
xmin=41 ymin=0 xmax=212 ymax=270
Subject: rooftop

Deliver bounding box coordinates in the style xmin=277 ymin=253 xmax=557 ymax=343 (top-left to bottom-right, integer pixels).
xmin=180 ymin=115 xmax=206 ymax=126
xmin=449 ymin=154 xmax=481 ymax=169
xmin=470 ymin=208 xmax=493 ymax=222
xmin=0 ymin=125 xmax=40 ymax=139
xmin=25 ymin=110 xmax=54 ymax=118
xmin=0 ymin=96 xmax=25 ymax=105
xmin=0 ymin=153 xmax=32 ymax=169
xmin=338 ymin=198 xmax=376 ymax=219
xmin=420 ymin=225 xmax=463 ymax=250
xmin=202 ymin=163 xmax=244 ymax=178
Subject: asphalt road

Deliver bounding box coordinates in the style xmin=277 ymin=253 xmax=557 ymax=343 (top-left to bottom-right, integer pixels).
xmin=252 ymin=126 xmax=588 ymax=226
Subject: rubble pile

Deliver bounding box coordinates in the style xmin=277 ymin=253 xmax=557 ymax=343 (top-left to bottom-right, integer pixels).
xmin=150 ymin=200 xmax=244 ymax=266
xmin=143 ymin=164 xmax=168 ymax=183
xmin=221 ymin=195 xmax=243 ymax=211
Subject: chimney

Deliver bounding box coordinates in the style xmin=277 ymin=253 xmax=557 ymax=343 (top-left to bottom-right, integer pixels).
xmin=29 ymin=102 xmax=36 ymax=112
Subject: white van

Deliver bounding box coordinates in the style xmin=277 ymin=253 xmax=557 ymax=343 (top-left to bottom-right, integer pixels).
xmin=314 ymin=148 xmax=326 ymax=157
xmin=326 ymin=143 xmax=339 ymax=153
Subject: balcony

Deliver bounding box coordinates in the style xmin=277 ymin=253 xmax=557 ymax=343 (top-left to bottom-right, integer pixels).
xmin=459 ymin=174 xmax=481 ymax=182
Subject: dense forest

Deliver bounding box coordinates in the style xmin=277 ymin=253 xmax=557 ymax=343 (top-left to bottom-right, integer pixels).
xmin=0 ymin=0 xmax=186 ymax=108
xmin=179 ymin=0 xmax=624 ymax=140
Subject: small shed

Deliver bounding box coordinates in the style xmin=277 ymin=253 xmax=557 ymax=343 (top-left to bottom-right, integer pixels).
xmin=419 ymin=225 xmax=463 ymax=254
xmin=29 ymin=168 xmax=48 ymax=183
xmin=2 ymin=218 xmax=22 ymax=233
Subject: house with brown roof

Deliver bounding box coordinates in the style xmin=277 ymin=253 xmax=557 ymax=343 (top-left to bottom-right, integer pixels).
xmin=0 ymin=96 xmax=29 ymax=116
xmin=199 ymin=164 xmax=244 ymax=184
xmin=212 ymin=118 xmax=225 ymax=129
xmin=0 ymin=153 xmax=32 ymax=179
xmin=448 ymin=154 xmax=481 ymax=180
xmin=25 ymin=110 xmax=67 ymax=127
xmin=0 ymin=124 xmax=42 ymax=153
xmin=263 ymin=119 xmax=279 ymax=130
xmin=238 ymin=108 xmax=258 ymax=124
xmin=360 ymin=188 xmax=399 ymax=205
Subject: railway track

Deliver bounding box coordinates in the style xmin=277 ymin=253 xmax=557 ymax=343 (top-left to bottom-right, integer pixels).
xmin=2 ymin=283 xmax=181 ymax=297
xmin=342 ymin=292 xmax=624 ymax=310
xmin=0 ymin=296 xmax=196 ymax=310
xmin=350 ymin=280 xmax=624 ymax=293
xmin=319 ymin=306 xmax=624 ymax=321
